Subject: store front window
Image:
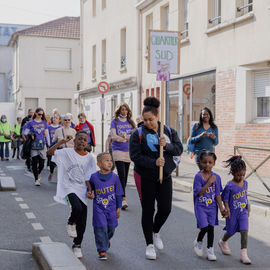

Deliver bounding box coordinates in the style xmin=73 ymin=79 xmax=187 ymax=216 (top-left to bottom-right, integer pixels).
xmin=167 ymin=71 xmax=216 ymax=145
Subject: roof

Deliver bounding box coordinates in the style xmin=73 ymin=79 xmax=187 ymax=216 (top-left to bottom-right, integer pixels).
xmin=9 ymin=17 xmax=79 ymax=45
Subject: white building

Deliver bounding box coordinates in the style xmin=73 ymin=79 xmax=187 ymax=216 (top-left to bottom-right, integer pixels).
xmin=9 ymin=17 xmax=80 ymax=117
xmin=79 ymin=0 xmax=139 ymax=151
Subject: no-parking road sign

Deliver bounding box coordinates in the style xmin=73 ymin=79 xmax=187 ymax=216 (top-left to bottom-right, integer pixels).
xmin=97 ymin=81 xmax=109 ymax=94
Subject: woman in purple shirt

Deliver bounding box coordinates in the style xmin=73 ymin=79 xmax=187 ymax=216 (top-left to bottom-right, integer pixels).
xmin=110 ymin=103 xmax=136 ymax=210
xmin=23 ymin=108 xmax=49 ymax=186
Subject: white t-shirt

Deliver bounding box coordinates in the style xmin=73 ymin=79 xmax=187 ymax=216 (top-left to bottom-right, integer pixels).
xmin=53 ymin=148 xmax=96 ymax=206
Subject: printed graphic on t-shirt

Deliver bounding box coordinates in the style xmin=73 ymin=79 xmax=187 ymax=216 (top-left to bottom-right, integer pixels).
xmin=67 ymin=164 xmax=85 ymax=184
xmin=147 ymin=133 xmax=159 ymax=152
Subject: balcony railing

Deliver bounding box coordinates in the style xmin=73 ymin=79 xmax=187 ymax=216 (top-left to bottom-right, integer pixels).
xmin=181 ymin=22 xmax=189 ymax=39
xmin=237 ymin=2 xmax=253 ymax=13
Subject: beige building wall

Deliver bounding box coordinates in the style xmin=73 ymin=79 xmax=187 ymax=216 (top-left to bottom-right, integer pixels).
xmin=12 ymin=35 xmax=80 ymax=117
xmin=137 ymin=0 xmax=270 ymax=175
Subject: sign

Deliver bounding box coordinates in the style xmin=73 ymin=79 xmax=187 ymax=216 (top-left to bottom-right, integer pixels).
xmin=183 ymin=83 xmax=194 ymax=96
xmin=148 ymin=30 xmax=180 ymax=77
xmin=97 ymin=81 xmax=109 ymax=94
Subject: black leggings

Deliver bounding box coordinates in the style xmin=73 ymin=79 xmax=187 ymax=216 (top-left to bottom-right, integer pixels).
xmin=197 ymin=225 xmax=214 ymax=248
xmin=67 ymin=193 xmax=87 ymax=246
xmin=222 ymin=230 xmax=248 ymax=249
xmin=115 ymin=161 xmax=130 ymax=197
xmin=141 ymin=175 xmax=172 ymax=245
xmin=47 ymin=155 xmax=56 ymax=174
xmin=32 ymin=155 xmax=45 ymax=181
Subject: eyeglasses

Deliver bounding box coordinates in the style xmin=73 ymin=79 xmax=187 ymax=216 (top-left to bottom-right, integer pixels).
xmin=37 ymin=113 xmax=44 ymax=116
xmin=64 ymin=119 xmax=71 ymax=122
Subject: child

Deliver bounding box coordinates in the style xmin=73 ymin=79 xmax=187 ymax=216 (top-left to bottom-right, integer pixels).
xmin=86 ymin=152 xmax=123 ymax=260
xmin=193 ymin=150 xmax=225 ymax=261
xmin=219 ymin=156 xmax=251 ymax=264
xmin=47 ymin=130 xmax=96 ymax=259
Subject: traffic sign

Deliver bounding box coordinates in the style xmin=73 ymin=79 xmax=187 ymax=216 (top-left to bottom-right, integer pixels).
xmin=97 ymin=81 xmax=109 ymax=94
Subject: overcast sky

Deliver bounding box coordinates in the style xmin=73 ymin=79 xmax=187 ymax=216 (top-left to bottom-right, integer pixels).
xmin=0 ymin=0 xmax=80 ymax=25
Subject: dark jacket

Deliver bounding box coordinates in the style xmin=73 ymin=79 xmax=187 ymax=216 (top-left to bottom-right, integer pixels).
xmin=129 ymin=123 xmax=183 ymax=179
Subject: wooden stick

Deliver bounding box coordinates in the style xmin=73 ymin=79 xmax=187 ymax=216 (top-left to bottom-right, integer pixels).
xmin=159 ymin=81 xmax=165 ymax=184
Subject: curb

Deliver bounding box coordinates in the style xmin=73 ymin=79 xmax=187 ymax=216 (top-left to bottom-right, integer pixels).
xmin=32 ymin=242 xmax=86 ymax=270
xmin=251 ymin=204 xmax=270 ymax=218
xmin=0 ymin=176 xmax=16 ymax=191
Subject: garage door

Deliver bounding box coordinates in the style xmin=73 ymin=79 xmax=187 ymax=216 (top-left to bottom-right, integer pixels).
xmin=46 ymin=98 xmax=71 ymax=115
xmin=25 ymin=98 xmax=38 ymax=113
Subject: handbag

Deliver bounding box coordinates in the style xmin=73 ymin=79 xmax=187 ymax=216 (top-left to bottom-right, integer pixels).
xmin=32 ymin=139 xmax=44 ymax=150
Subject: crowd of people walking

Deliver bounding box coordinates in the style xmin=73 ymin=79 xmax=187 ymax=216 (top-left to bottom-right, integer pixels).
xmin=0 ymin=99 xmax=251 ymax=265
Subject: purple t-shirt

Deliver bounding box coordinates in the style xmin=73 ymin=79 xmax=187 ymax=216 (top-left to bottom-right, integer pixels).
xmin=90 ymin=171 xmax=124 ymax=227
xmin=110 ymin=119 xmax=133 ymax=152
xmin=80 ymin=122 xmax=91 ymax=143
xmin=48 ymin=125 xmax=61 ymax=145
xmin=222 ymin=180 xmax=249 ymax=235
xmin=25 ymin=120 xmax=48 ymax=142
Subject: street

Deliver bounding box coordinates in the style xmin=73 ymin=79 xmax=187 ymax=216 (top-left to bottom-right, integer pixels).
xmin=0 ymin=159 xmax=270 ymax=270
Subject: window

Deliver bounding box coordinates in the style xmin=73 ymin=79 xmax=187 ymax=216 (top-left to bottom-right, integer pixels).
xmin=236 ymin=0 xmax=253 ymax=17
xmin=254 ymin=70 xmax=270 ymax=118
xmin=160 ymin=5 xmax=169 ymax=30
xmin=208 ymin=0 xmax=221 ymax=27
xmin=45 ymin=48 xmax=71 ymax=71
xmin=145 ymin=13 xmax=153 ymax=53
xmin=102 ymin=0 xmax=106 ymax=9
xmin=180 ymin=0 xmax=189 ymax=39
xmin=92 ymin=45 xmax=96 ymax=79
xmin=111 ymin=95 xmax=117 ymax=118
xmin=92 ymin=0 xmax=96 ymax=16
xmin=102 ymin=39 xmax=106 ymax=75
xmin=120 ymin=28 xmax=126 ymax=69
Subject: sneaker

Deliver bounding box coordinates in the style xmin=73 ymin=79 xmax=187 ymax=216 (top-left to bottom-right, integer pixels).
xmin=207 ymin=247 xmax=217 ymax=261
xmin=122 ymin=199 xmax=128 ymax=210
xmin=67 ymin=224 xmax=77 ymax=238
xmin=48 ymin=173 xmax=53 ymax=181
xmin=98 ymin=252 xmax=107 ymax=260
xmin=218 ymin=239 xmax=231 ymax=255
xmin=153 ymin=233 xmax=164 ymax=250
xmin=38 ymin=174 xmax=41 ymax=181
xmin=35 ymin=179 xmax=40 ymax=186
xmin=194 ymin=240 xmax=203 ymax=257
xmin=72 ymin=245 xmax=82 ymax=259
xmin=145 ymin=244 xmax=156 ymax=260
xmin=240 ymin=248 xmax=251 ymax=265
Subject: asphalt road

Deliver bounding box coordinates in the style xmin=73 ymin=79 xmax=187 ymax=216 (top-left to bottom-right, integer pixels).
xmin=0 ymin=159 xmax=270 ymax=270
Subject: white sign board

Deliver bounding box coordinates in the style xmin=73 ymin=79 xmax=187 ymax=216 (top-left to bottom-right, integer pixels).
xmin=148 ymin=30 xmax=180 ymax=75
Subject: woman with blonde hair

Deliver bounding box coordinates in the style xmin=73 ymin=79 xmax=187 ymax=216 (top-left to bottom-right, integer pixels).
xmin=110 ymin=103 xmax=136 ymax=209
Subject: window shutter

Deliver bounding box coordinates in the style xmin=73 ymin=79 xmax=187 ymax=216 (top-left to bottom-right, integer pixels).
xmin=253 ymin=70 xmax=270 ymax=97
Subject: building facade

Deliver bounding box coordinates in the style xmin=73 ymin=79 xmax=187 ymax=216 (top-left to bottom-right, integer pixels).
xmin=78 ymin=0 xmax=139 ymax=151
xmin=137 ymin=0 xmax=270 ymax=174
xmin=9 ymin=17 xmax=80 ymax=117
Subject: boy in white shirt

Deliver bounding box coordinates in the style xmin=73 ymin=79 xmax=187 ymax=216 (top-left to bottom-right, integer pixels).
xmin=47 ymin=130 xmax=96 ymax=259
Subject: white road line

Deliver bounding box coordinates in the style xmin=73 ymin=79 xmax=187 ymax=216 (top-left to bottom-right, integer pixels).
xmin=19 ymin=204 xmax=29 ymax=209
xmin=40 ymin=236 xmax=52 ymax=242
xmin=11 ymin=193 xmax=19 ymax=195
xmin=15 ymin=197 xmax=24 ymax=202
xmin=32 ymin=223 xmax=44 ymax=230
xmin=0 ymin=174 xmax=6 ymax=176
xmin=25 ymin=212 xmax=36 ymax=219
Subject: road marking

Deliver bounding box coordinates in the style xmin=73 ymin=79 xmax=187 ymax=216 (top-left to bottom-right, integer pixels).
xmin=0 ymin=174 xmax=6 ymax=176
xmin=32 ymin=223 xmax=44 ymax=230
xmin=0 ymin=248 xmax=31 ymax=255
xmin=15 ymin=197 xmax=24 ymax=202
xmin=19 ymin=203 xmax=29 ymax=209
xmin=11 ymin=193 xmax=19 ymax=195
xmin=40 ymin=236 xmax=52 ymax=242
xmin=25 ymin=212 xmax=36 ymax=219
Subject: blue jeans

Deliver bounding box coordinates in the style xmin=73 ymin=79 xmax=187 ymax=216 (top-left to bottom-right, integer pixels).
xmin=94 ymin=226 xmax=115 ymax=253
xmin=0 ymin=142 xmax=10 ymax=159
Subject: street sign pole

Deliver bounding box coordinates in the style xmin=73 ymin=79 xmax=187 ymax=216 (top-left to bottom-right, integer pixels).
xmin=159 ymin=81 xmax=165 ymax=183
xmin=102 ymin=93 xmax=104 ymax=152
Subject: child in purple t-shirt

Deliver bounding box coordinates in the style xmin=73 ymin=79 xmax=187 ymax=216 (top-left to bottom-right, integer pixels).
xmin=193 ymin=150 xmax=225 ymax=261
xmin=218 ymin=156 xmax=251 ymax=265
xmin=86 ymin=152 xmax=123 ymax=261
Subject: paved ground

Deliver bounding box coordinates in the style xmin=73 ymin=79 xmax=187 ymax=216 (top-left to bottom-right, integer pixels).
xmin=0 ymin=158 xmax=270 ymax=270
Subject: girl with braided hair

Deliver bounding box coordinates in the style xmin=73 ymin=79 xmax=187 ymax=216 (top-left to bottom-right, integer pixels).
xmin=219 ymin=156 xmax=251 ymax=264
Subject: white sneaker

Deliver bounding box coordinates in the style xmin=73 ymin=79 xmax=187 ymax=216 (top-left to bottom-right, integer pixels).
xmin=194 ymin=240 xmax=203 ymax=257
xmin=122 ymin=199 xmax=128 ymax=210
xmin=145 ymin=244 xmax=156 ymax=260
xmin=35 ymin=179 xmax=40 ymax=186
xmin=72 ymin=245 xmax=82 ymax=259
xmin=67 ymin=224 xmax=77 ymax=238
xmin=38 ymin=174 xmax=41 ymax=181
xmin=153 ymin=233 xmax=164 ymax=250
xmin=207 ymin=247 xmax=217 ymax=261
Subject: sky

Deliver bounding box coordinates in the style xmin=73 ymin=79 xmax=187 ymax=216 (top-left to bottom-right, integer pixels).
xmin=0 ymin=0 xmax=80 ymax=26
